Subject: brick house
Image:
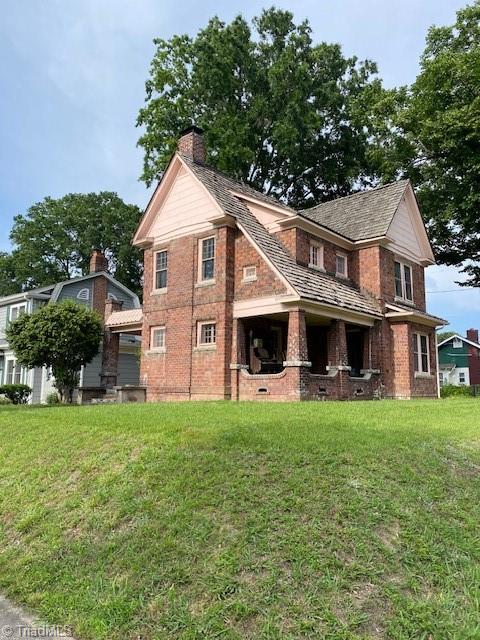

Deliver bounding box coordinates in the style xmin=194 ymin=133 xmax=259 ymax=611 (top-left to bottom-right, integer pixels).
xmin=107 ymin=126 xmax=446 ymax=401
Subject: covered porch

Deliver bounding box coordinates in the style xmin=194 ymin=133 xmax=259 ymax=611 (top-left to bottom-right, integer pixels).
xmin=231 ymin=302 xmax=382 ymax=401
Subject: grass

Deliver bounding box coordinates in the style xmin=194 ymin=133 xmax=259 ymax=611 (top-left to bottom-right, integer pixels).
xmin=0 ymin=399 xmax=479 ymax=639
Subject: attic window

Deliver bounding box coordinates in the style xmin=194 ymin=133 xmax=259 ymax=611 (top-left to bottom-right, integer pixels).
xmin=452 ymin=337 xmax=462 ymax=349
xmin=242 ymin=266 xmax=257 ymax=282
xmin=77 ymin=288 xmax=90 ymax=301
xmin=107 ymin=293 xmax=118 ymax=301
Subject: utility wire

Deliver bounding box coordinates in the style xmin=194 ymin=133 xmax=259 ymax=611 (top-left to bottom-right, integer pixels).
xmin=427 ymin=288 xmax=479 ymax=293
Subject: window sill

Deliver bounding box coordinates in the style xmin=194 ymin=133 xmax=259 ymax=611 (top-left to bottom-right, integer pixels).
xmin=151 ymin=288 xmax=167 ymax=296
xmin=308 ymin=264 xmax=325 ymax=272
xmin=195 ymin=280 xmax=216 ymax=288
xmin=241 ymin=277 xmax=257 ymax=284
xmin=394 ymin=296 xmax=414 ymax=306
xmin=335 ymin=272 xmax=348 ymax=279
xmin=145 ymin=349 xmax=166 ymax=355
xmin=414 ymin=372 xmax=433 ymax=379
xmin=193 ymin=345 xmax=217 ymax=352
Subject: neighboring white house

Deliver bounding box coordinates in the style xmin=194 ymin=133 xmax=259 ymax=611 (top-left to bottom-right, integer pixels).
xmin=0 ymin=252 xmax=141 ymax=403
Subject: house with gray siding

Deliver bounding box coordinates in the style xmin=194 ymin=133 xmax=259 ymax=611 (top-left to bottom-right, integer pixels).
xmin=0 ymin=251 xmax=141 ymax=403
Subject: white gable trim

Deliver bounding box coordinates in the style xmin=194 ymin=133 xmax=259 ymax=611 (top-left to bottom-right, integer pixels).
xmin=437 ymin=334 xmax=480 ymax=350
xmin=133 ymin=154 xmax=226 ymax=247
xmin=385 ymin=183 xmax=435 ymax=266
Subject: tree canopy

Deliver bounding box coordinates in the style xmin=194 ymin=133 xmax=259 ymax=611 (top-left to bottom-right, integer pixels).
xmin=6 ymin=300 xmax=103 ymax=403
xmin=137 ymin=8 xmax=387 ymax=207
xmin=0 ymin=192 xmax=143 ymax=297
xmin=377 ymin=1 xmax=480 ymax=285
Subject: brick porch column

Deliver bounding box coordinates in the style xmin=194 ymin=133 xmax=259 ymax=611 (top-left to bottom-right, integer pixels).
xmin=100 ymin=299 xmax=123 ymax=389
xmin=286 ymin=309 xmax=309 ymax=362
xmin=284 ymin=309 xmax=311 ymax=401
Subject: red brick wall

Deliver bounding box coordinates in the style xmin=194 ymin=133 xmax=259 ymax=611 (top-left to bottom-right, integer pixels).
xmin=234 ymin=231 xmax=287 ymax=299
xmin=275 ymin=228 xmax=351 ymax=276
xmin=141 ymin=227 xmax=235 ymax=401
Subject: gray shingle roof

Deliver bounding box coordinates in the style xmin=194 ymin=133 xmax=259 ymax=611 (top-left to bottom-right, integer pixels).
xmin=181 ymin=155 xmax=381 ymax=318
xmin=300 ymin=180 xmax=410 ymax=241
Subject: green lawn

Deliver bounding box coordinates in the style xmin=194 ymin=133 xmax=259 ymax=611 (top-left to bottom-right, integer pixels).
xmin=0 ymin=400 xmax=479 ymax=639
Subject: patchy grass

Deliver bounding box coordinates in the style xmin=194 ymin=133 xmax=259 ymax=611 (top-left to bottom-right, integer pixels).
xmin=0 ymin=399 xmax=479 ymax=639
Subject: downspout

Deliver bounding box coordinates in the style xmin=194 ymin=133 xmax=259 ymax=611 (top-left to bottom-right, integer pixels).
xmin=434 ymin=336 xmax=441 ymax=399
xmin=188 ymin=236 xmax=195 ymax=400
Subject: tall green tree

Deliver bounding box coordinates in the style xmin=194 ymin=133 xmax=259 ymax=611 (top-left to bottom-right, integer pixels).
xmin=137 ymin=8 xmax=387 ymax=206
xmin=7 ymin=300 xmax=103 ymax=403
xmin=0 ymin=192 xmax=143 ymax=297
xmin=377 ymin=1 xmax=480 ymax=285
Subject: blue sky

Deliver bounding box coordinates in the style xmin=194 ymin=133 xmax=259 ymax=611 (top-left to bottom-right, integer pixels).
xmin=1 ymin=0 xmax=478 ymax=333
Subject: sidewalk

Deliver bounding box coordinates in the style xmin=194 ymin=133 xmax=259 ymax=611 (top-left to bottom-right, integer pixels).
xmin=0 ymin=595 xmax=75 ymax=639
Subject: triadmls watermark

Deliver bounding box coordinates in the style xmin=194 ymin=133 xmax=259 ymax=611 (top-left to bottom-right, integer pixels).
xmin=1 ymin=624 xmax=73 ymax=638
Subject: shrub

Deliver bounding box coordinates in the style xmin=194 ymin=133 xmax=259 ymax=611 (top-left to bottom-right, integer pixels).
xmin=0 ymin=396 xmax=12 ymax=405
xmin=0 ymin=384 xmax=32 ymax=404
xmin=441 ymin=384 xmax=473 ymax=398
xmin=46 ymin=392 xmax=60 ymax=405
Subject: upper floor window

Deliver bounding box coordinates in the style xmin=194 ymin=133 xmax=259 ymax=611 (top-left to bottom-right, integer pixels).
xmin=335 ymin=253 xmax=348 ymax=278
xmin=154 ymin=250 xmax=168 ymax=291
xmin=413 ymin=333 xmax=430 ymax=374
xmin=452 ymin=337 xmax=463 ymax=349
xmin=150 ymin=326 xmax=166 ymax=352
xmin=395 ymin=260 xmax=413 ymax=302
xmin=199 ymin=237 xmax=215 ymax=282
xmin=198 ymin=321 xmax=216 ymax=346
xmin=309 ymin=241 xmax=324 ymax=270
xmin=9 ymin=303 xmax=27 ymax=322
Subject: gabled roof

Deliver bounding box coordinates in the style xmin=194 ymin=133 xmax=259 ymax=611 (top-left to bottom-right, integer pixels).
xmin=181 ymin=155 xmax=381 ymax=318
xmin=0 ymin=272 xmax=140 ymax=308
xmin=437 ymin=334 xmax=480 ymax=350
xmin=300 ymin=180 xmax=410 ymax=241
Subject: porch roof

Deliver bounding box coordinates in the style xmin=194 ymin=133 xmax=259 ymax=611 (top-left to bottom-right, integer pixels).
xmin=181 ymin=155 xmax=382 ymax=319
xmin=106 ymin=308 xmax=143 ymax=332
xmin=385 ymin=302 xmax=447 ymax=327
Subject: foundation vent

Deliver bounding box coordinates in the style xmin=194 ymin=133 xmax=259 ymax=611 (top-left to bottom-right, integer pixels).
xmin=256 ymin=387 xmax=268 ymax=394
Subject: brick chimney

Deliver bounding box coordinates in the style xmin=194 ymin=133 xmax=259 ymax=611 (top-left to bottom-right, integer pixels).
xmin=466 ymin=328 xmax=479 ymax=344
xmin=89 ymin=250 xmax=108 ymax=274
xmin=177 ymin=125 xmax=205 ymax=164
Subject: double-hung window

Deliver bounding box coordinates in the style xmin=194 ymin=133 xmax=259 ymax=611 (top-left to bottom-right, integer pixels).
xmin=5 ymin=359 xmax=26 ymax=385
xmin=150 ymin=326 xmax=166 ymax=352
xmin=309 ymin=241 xmax=324 ymax=270
xmin=413 ymin=333 xmax=430 ymax=374
xmin=395 ymin=261 xmax=413 ymax=303
xmin=154 ymin=250 xmax=168 ymax=291
xmin=335 ymin=253 xmax=348 ymax=278
xmin=9 ymin=303 xmax=27 ymax=322
xmin=200 ymin=237 xmax=215 ymax=282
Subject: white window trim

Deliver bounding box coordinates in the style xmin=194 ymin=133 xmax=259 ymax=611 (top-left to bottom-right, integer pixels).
xmin=77 ymin=287 xmax=90 ymax=301
xmin=196 ymin=320 xmax=217 ymax=349
xmin=197 ymin=236 xmax=216 ymax=284
xmin=242 ymin=265 xmax=257 ymax=283
xmin=394 ymin=260 xmax=414 ymax=304
xmin=150 ymin=326 xmax=166 ymax=353
xmin=309 ymin=241 xmax=325 ymax=271
xmin=414 ymin=332 xmax=431 ymax=376
xmin=153 ymin=249 xmax=168 ymax=294
xmin=4 ymin=357 xmax=27 ymax=385
xmin=335 ymin=252 xmax=348 ymax=278
xmin=9 ymin=302 xmax=27 ymax=321
xmin=458 ymin=372 xmax=466 ymax=385
xmin=452 ymin=337 xmax=463 ymax=349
